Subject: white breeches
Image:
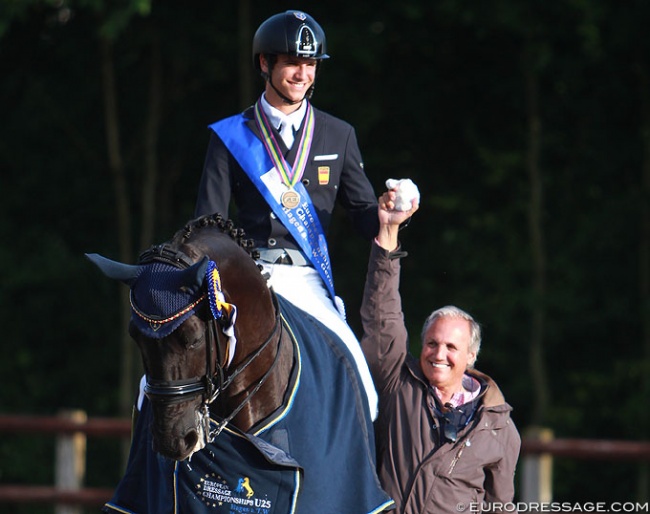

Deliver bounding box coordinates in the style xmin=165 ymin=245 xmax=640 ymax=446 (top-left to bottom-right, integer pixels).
xmin=260 ymin=262 xmax=379 ymax=421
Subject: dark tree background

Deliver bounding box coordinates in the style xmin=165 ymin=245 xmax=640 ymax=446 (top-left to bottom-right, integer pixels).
xmin=1 ymin=0 xmax=648 ymax=510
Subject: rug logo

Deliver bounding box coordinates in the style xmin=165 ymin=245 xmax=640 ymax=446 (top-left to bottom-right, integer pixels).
xmin=198 ymin=473 xmax=272 ymax=512
xmin=235 ymin=477 xmax=254 ymax=498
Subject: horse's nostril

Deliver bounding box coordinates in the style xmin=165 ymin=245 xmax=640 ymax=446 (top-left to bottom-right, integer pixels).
xmin=184 ymin=430 xmax=199 ymax=451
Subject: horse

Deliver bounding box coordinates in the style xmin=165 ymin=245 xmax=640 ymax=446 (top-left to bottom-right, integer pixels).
xmin=87 ymin=214 xmax=393 ymax=514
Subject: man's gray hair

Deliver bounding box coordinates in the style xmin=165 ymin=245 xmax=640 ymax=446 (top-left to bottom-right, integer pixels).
xmin=420 ymin=305 xmax=481 ymax=367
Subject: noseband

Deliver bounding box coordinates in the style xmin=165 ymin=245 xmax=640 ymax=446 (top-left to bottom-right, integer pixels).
xmin=139 ymin=244 xmax=284 ymax=438
xmin=142 ymin=316 xmax=228 ymax=403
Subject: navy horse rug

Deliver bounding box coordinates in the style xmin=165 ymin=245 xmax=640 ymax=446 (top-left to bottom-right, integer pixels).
xmin=103 ymin=295 xmax=393 ymax=514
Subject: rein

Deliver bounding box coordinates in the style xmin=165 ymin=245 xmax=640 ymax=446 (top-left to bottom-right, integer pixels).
xmin=209 ymin=293 xmax=283 ymax=400
xmin=209 ymin=301 xmax=285 ymax=438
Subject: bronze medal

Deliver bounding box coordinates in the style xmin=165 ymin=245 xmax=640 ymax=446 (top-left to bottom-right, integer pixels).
xmin=281 ymin=189 xmax=301 ymax=209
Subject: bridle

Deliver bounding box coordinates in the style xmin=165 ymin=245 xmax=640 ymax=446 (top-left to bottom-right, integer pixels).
xmin=137 ymin=244 xmax=285 ymax=440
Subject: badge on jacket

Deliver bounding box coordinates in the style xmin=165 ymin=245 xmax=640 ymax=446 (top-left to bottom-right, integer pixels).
xmin=318 ymin=166 xmax=330 ymax=185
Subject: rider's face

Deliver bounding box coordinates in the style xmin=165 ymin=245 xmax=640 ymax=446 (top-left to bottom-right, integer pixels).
xmin=261 ymin=54 xmax=317 ymax=113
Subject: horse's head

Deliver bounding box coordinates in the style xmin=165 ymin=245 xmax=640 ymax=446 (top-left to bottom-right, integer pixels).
xmin=87 ymin=215 xmax=284 ymax=461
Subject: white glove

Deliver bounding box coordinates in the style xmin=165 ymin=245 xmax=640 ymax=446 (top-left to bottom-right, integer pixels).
xmin=385 ymin=178 xmax=420 ymax=211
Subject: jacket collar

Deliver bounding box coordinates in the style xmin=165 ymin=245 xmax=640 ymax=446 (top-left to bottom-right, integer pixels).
xmin=406 ymin=358 xmax=508 ymax=409
xmin=242 ymin=104 xmax=317 ymax=155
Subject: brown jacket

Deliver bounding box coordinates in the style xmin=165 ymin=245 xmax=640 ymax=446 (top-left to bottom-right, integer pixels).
xmin=360 ymin=243 xmax=521 ymax=514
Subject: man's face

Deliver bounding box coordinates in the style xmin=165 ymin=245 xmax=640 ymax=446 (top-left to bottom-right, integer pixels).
xmin=420 ymin=316 xmax=476 ymax=392
xmin=261 ymin=54 xmax=317 ymax=111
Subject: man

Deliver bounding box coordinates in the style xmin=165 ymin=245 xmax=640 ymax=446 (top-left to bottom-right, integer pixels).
xmin=194 ymin=11 xmax=379 ymax=418
xmin=360 ymin=189 xmax=521 ymax=513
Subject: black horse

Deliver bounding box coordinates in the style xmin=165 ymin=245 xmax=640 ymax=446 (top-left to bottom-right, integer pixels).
xmin=87 ymin=214 xmax=392 ymax=514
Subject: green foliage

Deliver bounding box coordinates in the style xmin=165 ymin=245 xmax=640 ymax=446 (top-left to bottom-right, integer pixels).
xmin=0 ymin=0 xmax=648 ymax=504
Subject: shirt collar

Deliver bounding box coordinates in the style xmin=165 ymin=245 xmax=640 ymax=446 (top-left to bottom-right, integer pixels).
xmin=260 ymin=93 xmax=307 ymax=132
xmin=434 ymin=374 xmax=481 ymax=409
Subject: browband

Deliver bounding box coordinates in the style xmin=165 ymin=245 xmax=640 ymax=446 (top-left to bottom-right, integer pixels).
xmin=138 ymin=244 xmax=194 ymax=269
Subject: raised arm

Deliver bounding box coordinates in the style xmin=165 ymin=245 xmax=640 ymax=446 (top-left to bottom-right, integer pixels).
xmin=360 ymin=186 xmax=419 ymax=394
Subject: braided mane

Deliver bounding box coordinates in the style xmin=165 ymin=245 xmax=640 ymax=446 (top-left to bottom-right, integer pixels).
xmin=136 ymin=213 xmax=260 ymax=268
xmin=172 ymin=213 xmax=260 ymax=260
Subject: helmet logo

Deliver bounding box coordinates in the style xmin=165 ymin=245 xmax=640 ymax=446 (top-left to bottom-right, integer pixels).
xmin=295 ymin=25 xmax=318 ymax=56
xmin=292 ymin=11 xmax=307 ymax=21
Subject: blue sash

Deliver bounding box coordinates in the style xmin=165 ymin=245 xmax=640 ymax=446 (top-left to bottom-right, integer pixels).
xmin=209 ymin=115 xmax=336 ymax=300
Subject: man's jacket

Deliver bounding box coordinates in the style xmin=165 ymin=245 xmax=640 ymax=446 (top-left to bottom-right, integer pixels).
xmin=360 ymin=243 xmax=521 ymax=514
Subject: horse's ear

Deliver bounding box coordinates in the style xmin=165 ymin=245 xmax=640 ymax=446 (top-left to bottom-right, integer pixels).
xmin=85 ymin=253 xmax=141 ymax=285
xmin=187 ymin=257 xmax=210 ymax=290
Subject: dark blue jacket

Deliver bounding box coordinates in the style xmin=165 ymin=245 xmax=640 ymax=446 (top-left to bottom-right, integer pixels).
xmin=194 ymin=103 xmax=379 ymax=251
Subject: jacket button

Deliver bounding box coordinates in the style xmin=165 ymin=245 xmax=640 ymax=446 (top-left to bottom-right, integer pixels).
xmin=302 ymin=178 xmax=310 ymax=186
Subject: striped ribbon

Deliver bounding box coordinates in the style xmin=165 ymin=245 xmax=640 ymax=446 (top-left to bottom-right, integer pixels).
xmin=254 ymin=100 xmax=314 ymax=189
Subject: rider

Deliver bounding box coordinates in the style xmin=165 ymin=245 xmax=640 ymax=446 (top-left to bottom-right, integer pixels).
xmin=194 ymin=11 xmax=380 ymax=418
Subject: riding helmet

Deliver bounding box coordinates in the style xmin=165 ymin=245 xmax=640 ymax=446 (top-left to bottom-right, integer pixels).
xmin=252 ymin=10 xmax=329 ymax=73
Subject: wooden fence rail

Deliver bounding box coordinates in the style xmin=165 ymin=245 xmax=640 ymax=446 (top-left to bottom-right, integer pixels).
xmin=0 ymin=414 xmax=131 ymax=437
xmin=0 ymin=412 xmax=131 ymax=510
xmin=0 ymin=485 xmax=116 ymax=505
xmin=0 ymin=414 xmax=649 ymax=507
xmin=521 ymin=437 xmax=650 ymax=461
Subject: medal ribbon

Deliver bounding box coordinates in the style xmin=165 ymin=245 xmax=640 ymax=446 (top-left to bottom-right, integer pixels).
xmin=206 ymin=260 xmax=238 ymax=367
xmin=209 ymin=112 xmax=337 ymax=301
xmin=254 ymin=99 xmax=314 ymax=189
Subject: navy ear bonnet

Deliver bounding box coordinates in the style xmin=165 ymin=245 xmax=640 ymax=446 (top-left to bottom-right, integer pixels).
xmin=85 ymin=253 xmax=209 ymax=339
xmin=129 ymin=260 xmax=209 ymax=338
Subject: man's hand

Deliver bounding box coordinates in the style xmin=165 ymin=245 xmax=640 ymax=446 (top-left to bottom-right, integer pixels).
xmin=376 ymin=188 xmax=419 ymax=251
